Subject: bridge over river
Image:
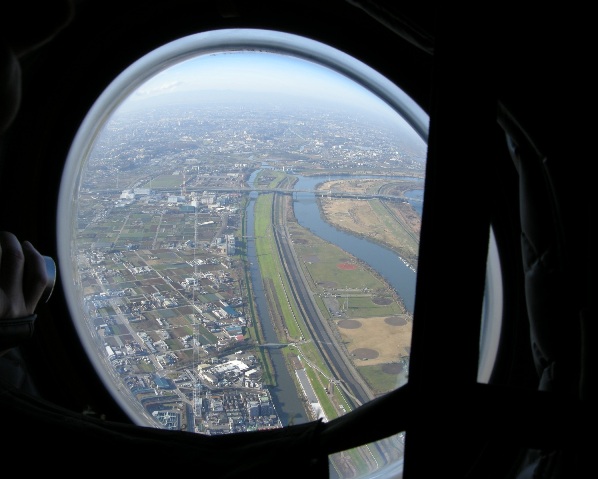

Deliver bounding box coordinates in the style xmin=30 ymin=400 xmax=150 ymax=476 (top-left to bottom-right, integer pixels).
xmin=148 ymin=185 xmax=423 ymax=203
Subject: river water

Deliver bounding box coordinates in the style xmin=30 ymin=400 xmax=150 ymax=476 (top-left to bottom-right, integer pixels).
xmin=245 ymin=170 xmax=423 ymax=426
xmin=292 ymin=175 xmax=421 ymax=314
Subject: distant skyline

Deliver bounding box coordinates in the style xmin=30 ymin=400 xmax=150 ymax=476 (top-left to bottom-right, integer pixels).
xmin=127 ymin=52 xmax=384 ymax=108
xmin=115 ymin=51 xmax=426 ymax=148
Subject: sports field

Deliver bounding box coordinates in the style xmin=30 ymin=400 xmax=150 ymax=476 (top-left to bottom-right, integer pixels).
xmin=287 ymin=217 xmax=412 ymax=394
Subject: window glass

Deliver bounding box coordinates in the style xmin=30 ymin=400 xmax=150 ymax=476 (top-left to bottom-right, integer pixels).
xmin=58 ymin=28 xmax=496 ymax=478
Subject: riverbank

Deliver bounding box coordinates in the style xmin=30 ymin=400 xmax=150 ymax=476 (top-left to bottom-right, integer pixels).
xmin=314 ymin=178 xmax=421 ymax=269
xmin=285 ymin=211 xmax=411 ymax=395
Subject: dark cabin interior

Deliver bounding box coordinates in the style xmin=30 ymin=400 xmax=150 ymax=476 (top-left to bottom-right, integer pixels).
xmin=0 ymin=1 xmax=594 ymax=477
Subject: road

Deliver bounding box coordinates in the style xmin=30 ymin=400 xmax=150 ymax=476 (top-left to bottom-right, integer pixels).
xmin=271 ymin=190 xmax=374 ymax=409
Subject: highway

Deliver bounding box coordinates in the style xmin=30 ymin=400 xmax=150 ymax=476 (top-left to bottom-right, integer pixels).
xmin=270 ymin=189 xmax=374 ymax=409
xmin=269 ymin=184 xmax=405 ymax=472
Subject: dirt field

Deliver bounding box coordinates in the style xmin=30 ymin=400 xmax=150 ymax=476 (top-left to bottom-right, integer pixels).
xmin=337 ymin=315 xmax=412 ymax=365
xmin=307 ymin=178 xmax=420 ymax=388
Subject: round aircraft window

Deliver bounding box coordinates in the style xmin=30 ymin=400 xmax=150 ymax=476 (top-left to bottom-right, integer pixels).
xmin=57 ymin=28 xmax=501 ymax=478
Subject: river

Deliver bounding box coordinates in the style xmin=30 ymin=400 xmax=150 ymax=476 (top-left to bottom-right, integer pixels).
xmin=245 ymin=189 xmax=310 ymax=426
xmin=244 ymin=170 xmax=423 ymax=426
xmin=291 ymin=174 xmax=421 ymax=314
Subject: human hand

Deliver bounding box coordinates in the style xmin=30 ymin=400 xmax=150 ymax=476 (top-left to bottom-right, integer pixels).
xmin=0 ymin=231 xmax=48 ymax=319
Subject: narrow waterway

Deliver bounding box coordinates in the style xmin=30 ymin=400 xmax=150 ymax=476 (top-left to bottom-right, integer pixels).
xmin=246 ymin=190 xmax=310 ymax=426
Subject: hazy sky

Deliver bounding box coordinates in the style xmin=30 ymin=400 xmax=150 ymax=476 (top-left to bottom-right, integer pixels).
xmin=129 ymin=52 xmax=396 ymax=109
xmin=112 ymin=50 xmax=427 ymax=148
xmin=127 ymin=52 xmax=381 ymax=107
